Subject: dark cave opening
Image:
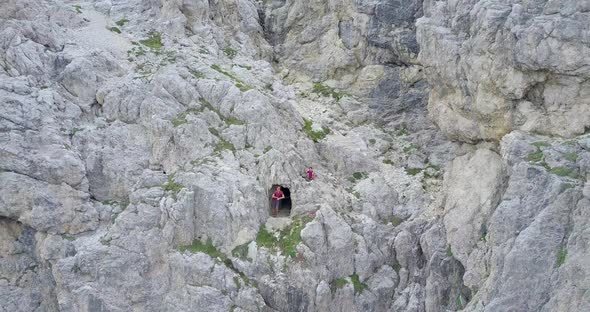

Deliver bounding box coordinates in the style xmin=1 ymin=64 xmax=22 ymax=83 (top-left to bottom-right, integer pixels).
xmin=269 ymin=184 xmax=291 ymax=217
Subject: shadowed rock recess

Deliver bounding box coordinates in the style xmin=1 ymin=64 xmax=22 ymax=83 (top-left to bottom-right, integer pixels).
xmin=0 ymin=0 xmax=588 ymax=311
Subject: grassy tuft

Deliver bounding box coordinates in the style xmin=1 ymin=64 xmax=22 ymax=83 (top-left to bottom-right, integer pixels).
xmin=178 ymin=238 xmax=224 ymax=259
xmin=255 ymin=216 xmax=313 ymax=258
xmin=312 ymin=83 xmax=347 ymax=101
xmin=527 ymin=151 xmax=544 ymax=163
xmin=73 ymin=4 xmax=82 ymax=13
xmin=140 ymin=31 xmax=163 ymax=50
xmin=231 ymin=243 xmax=251 ymax=261
xmin=62 ymin=234 xmax=76 ymax=241
xmin=382 ymin=159 xmax=393 ymax=165
xmin=564 ymin=152 xmax=578 ymax=162
xmin=235 ymin=82 xmax=253 ymax=92
xmin=214 ymin=138 xmax=236 ymax=154
xmin=351 ymin=172 xmax=369 ymax=181
xmin=390 ymin=216 xmax=404 ymax=226
xmin=446 ymin=246 xmax=453 ymax=257
xmin=171 ymin=108 xmax=199 ymax=127
xmin=350 ymin=273 xmax=368 ymax=294
xmin=555 ymin=245 xmax=567 ymax=267
xmin=531 ymin=141 xmax=550 ymax=148
xmin=115 ymin=18 xmax=129 ymax=27
xmin=396 ymin=128 xmax=410 ymax=136
xmin=109 ymin=27 xmax=121 ymax=34
xmin=559 ymin=183 xmax=575 ymax=193
xmin=189 ymin=69 xmax=205 ymax=79
xmin=406 ymin=167 xmax=423 ymax=176
xmin=392 ymin=259 xmax=401 ymax=273
xmin=549 ymin=166 xmax=575 ymax=178
xmin=255 ymin=225 xmax=277 ymax=248
xmin=303 ymin=118 xmax=330 ymax=142
xmin=163 ymin=175 xmax=184 ymax=194
xmin=403 ymin=144 xmax=418 ymax=154
xmin=223 ymin=47 xmax=238 ymax=59
xmin=211 ymin=64 xmax=237 ymax=80
xmin=226 ymin=116 xmax=245 ymax=126
xmin=330 ymin=277 xmax=348 ymax=294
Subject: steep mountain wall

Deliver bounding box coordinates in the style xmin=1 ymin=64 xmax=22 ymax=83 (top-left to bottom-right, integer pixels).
xmin=0 ymin=0 xmax=588 ymax=311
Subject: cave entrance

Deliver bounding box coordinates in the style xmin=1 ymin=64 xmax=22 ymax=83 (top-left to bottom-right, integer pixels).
xmin=269 ymin=184 xmax=291 ymax=217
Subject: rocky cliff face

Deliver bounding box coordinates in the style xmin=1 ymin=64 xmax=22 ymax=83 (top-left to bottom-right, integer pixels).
xmin=0 ymin=0 xmax=588 ymax=311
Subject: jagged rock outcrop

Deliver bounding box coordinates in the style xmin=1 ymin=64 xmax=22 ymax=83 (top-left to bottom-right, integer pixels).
xmin=1 ymin=0 xmax=589 ymax=311
xmin=417 ymin=0 xmax=590 ymax=142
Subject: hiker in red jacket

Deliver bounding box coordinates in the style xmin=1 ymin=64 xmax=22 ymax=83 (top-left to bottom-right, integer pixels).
xmin=306 ymin=167 xmax=315 ymax=181
xmin=271 ymin=186 xmax=285 ymax=217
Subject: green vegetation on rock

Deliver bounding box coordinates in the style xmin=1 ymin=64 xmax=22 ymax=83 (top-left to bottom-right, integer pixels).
xmin=350 ymin=273 xmax=368 ymax=294
xmin=531 ymin=141 xmax=550 ymax=148
xmin=330 ymin=277 xmax=348 ymax=294
xmin=527 ymin=151 xmax=544 ymax=163
xmin=223 ymin=47 xmax=238 ymax=59
xmin=178 ymin=238 xmax=224 ymax=258
xmin=140 ymin=31 xmax=163 ymax=50
xmin=109 ymin=27 xmax=121 ymax=34
xmin=312 ymin=83 xmax=347 ymax=101
xmin=189 ymin=69 xmax=205 ymax=79
xmin=303 ymin=118 xmax=330 ymax=142
xmin=549 ymin=166 xmax=580 ymax=180
xmin=446 ymin=246 xmax=453 ymax=257
xmin=73 ymin=4 xmax=82 ymax=14
xmin=406 ymin=167 xmax=423 ymax=176
xmin=171 ymin=108 xmax=199 ymax=127
xmin=255 ymin=216 xmax=313 ymax=258
xmin=115 ymin=18 xmax=129 ymax=27
xmin=231 ymin=243 xmax=251 ymax=261
xmin=351 ymin=172 xmax=369 ymax=181
xmin=555 ymin=245 xmax=567 ymax=267
xmin=564 ymin=152 xmax=578 ymax=162
xmin=163 ymin=175 xmax=183 ymax=194
xmin=62 ymin=234 xmax=76 ymax=241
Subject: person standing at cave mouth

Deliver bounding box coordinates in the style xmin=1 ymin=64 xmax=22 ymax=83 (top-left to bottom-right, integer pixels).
xmin=271 ymin=186 xmax=285 ymax=217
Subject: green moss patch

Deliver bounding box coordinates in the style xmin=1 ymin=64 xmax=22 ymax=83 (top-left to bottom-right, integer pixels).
xmin=163 ymin=175 xmax=184 ymax=194
xmin=140 ymin=31 xmax=163 ymax=50
xmin=303 ymin=118 xmax=330 ymax=142
xmin=555 ymin=245 xmax=567 ymax=267
xmin=235 ymin=82 xmax=253 ymax=92
xmin=330 ymin=277 xmax=348 ymax=294
xmin=115 ymin=18 xmax=129 ymax=27
xmin=189 ymin=69 xmax=205 ymax=79
xmin=396 ymin=128 xmax=409 ymax=136
xmin=350 ymin=273 xmax=368 ymax=294
xmin=531 ymin=141 xmax=550 ymax=148
xmin=73 ymin=4 xmax=82 ymax=13
xmin=213 ymin=138 xmax=236 ymax=154
xmin=312 ymin=83 xmax=347 ymax=101
xmin=231 ymin=243 xmax=251 ymax=261
xmin=223 ymin=47 xmax=238 ymax=59
xmin=178 ymin=238 xmax=224 ymax=257
xmin=62 ymin=234 xmax=76 ymax=241
xmin=527 ymin=151 xmax=544 ymax=163
xmin=564 ymin=152 xmax=578 ymax=162
xmin=406 ymin=167 xmax=423 ymax=176
xmin=171 ymin=108 xmax=200 ymax=127
xmin=351 ymin=172 xmax=369 ymax=181
xmin=109 ymin=27 xmax=121 ymax=34
xmin=446 ymin=246 xmax=453 ymax=257
xmin=255 ymin=216 xmax=313 ymax=258
xmin=389 ymin=216 xmax=404 ymax=226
